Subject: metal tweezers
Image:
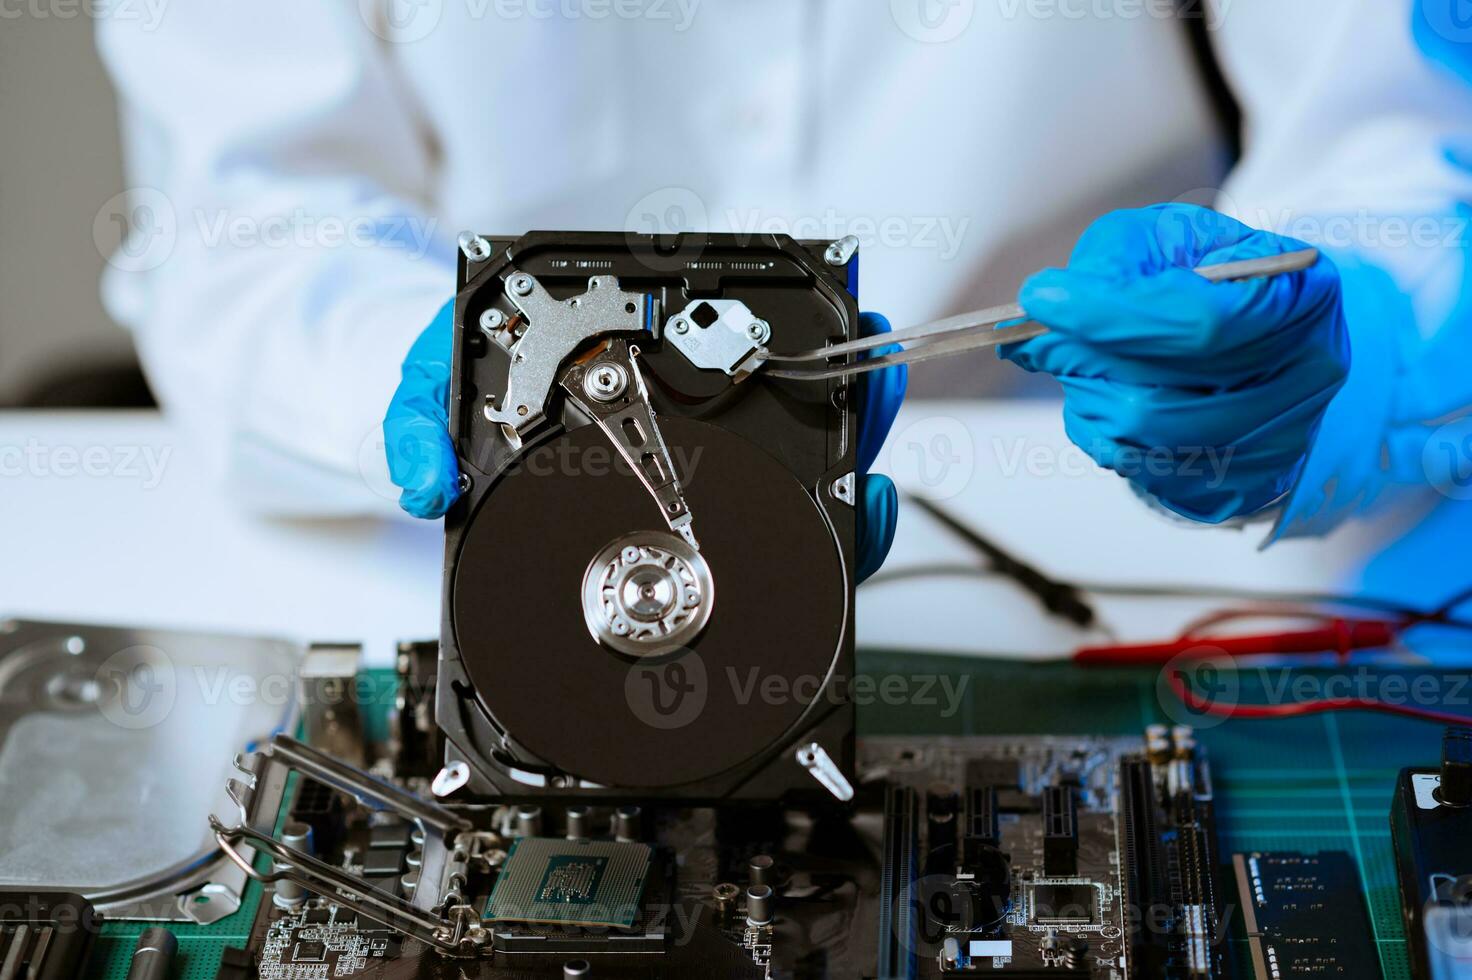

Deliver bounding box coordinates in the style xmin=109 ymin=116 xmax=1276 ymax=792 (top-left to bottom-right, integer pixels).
xmin=757 ymin=248 xmax=1320 ymax=381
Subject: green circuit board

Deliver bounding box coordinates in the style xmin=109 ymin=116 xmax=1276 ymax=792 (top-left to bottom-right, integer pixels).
xmin=86 ymin=656 xmax=1448 ymax=978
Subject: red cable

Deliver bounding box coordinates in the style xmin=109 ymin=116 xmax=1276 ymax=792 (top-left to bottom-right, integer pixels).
xmin=1165 ymin=666 xmax=1472 ymax=726
xmin=1073 ymin=618 xmax=1399 ymax=666
xmin=1075 ymin=612 xmax=1472 ymax=725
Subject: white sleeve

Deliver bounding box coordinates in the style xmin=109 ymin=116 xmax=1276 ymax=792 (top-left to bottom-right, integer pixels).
xmin=1212 ymin=0 xmax=1472 ymax=536
xmin=97 ymin=4 xmax=455 ymax=516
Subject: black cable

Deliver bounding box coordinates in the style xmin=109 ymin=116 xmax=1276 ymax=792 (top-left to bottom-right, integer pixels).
xmin=904 ymin=495 xmax=1098 ymax=629
xmin=861 ymin=562 xmax=1472 ymax=633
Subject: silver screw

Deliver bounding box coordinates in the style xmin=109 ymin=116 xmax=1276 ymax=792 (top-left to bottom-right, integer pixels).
xmin=583 ymin=362 xmax=628 ymax=402
xmin=458 ymin=232 xmax=492 ymax=262
xmin=824 ymin=234 xmax=860 ymax=267
xmin=509 ymin=273 xmax=534 ymax=297
xmin=670 ymin=317 xmax=690 ymax=335
xmin=621 ymin=546 xmax=641 ymax=564
xmin=747 ymin=318 xmax=771 ymax=343
xmin=479 ymin=308 xmax=506 ymax=332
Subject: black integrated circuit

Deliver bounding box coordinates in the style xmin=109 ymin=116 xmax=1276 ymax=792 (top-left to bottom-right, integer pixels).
xmin=1232 ymin=851 xmax=1381 ymax=980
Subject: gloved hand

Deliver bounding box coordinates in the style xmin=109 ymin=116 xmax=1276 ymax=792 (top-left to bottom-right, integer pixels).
xmin=1002 ymin=204 xmax=1350 ymax=524
xmin=384 ymin=306 xmax=906 ymax=579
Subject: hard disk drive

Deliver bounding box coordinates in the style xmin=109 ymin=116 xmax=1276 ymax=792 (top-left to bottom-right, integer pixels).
xmin=434 ymin=232 xmax=862 ymax=802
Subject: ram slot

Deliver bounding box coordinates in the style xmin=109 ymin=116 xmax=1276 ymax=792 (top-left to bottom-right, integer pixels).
xmin=878 ymin=785 xmax=920 ymax=980
xmin=1120 ymin=757 xmax=1168 ymax=978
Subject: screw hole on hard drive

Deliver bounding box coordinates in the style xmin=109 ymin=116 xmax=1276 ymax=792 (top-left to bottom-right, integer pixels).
xmin=625 ymin=302 xmax=636 ymax=313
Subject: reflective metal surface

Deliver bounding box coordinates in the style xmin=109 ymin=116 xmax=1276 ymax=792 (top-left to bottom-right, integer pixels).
xmin=0 ymin=620 xmax=298 ymax=919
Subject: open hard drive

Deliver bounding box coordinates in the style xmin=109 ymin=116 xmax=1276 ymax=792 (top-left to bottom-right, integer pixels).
xmin=190 ymin=234 xmax=1234 ymax=978
xmin=434 ymin=231 xmax=862 ymax=802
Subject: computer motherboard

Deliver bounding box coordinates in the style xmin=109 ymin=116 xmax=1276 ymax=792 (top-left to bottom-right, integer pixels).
xmin=202 ymin=646 xmax=1234 ymax=979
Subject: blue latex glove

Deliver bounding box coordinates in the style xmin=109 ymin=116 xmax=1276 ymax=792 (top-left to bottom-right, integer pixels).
xmin=1002 ymin=204 xmax=1350 ymax=524
xmin=384 ymin=306 xmax=906 ymax=579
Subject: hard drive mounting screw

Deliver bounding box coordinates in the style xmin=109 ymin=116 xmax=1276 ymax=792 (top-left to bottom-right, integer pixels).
xmin=747 ymin=318 xmax=771 ymax=343
xmin=670 ymin=317 xmax=690 ymax=334
xmin=479 ymin=308 xmax=506 ymax=332
xmin=458 ymin=473 xmax=472 ymax=493
xmin=458 ymin=232 xmax=492 ymax=262
xmin=824 ymin=234 xmax=860 ymax=267
xmin=621 ymin=546 xmax=641 ymax=564
xmin=612 ymin=620 xmax=630 ymax=636
xmin=509 ymin=273 xmax=534 ymax=296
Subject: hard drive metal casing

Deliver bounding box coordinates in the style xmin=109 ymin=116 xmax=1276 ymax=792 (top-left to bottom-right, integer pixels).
xmin=436 ymin=232 xmax=860 ymax=803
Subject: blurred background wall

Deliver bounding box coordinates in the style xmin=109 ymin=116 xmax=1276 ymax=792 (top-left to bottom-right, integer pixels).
xmin=0 ymin=10 xmax=144 ymax=407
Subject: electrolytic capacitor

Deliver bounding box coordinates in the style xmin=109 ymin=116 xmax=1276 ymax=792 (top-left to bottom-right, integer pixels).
xmin=273 ymin=821 xmax=314 ymax=908
xmin=566 ymin=805 xmax=591 ymax=839
xmin=515 ymin=805 xmax=543 ymax=838
xmin=746 ymin=884 xmax=774 ymax=926
xmin=126 ymin=927 xmax=177 ymax=980
xmin=614 ymin=805 xmax=642 ymax=842
xmin=748 ymin=854 xmax=775 ymax=887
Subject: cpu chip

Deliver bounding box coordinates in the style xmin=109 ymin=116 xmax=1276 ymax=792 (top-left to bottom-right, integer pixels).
xmin=485 ymin=838 xmax=652 ymax=929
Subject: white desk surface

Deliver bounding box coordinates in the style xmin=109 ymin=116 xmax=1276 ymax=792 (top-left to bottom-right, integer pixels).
xmin=0 ymin=405 xmax=1408 ymax=666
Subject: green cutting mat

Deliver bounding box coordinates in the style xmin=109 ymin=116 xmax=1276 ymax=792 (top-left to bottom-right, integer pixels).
xmin=88 ymin=657 xmax=1456 ymax=978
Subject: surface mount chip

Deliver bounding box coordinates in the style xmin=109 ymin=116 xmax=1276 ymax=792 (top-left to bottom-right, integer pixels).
xmin=485 ymin=838 xmax=652 ymax=929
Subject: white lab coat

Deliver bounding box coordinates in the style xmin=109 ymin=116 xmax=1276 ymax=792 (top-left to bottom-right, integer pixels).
xmin=95 ymin=1 xmax=1472 ymax=533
